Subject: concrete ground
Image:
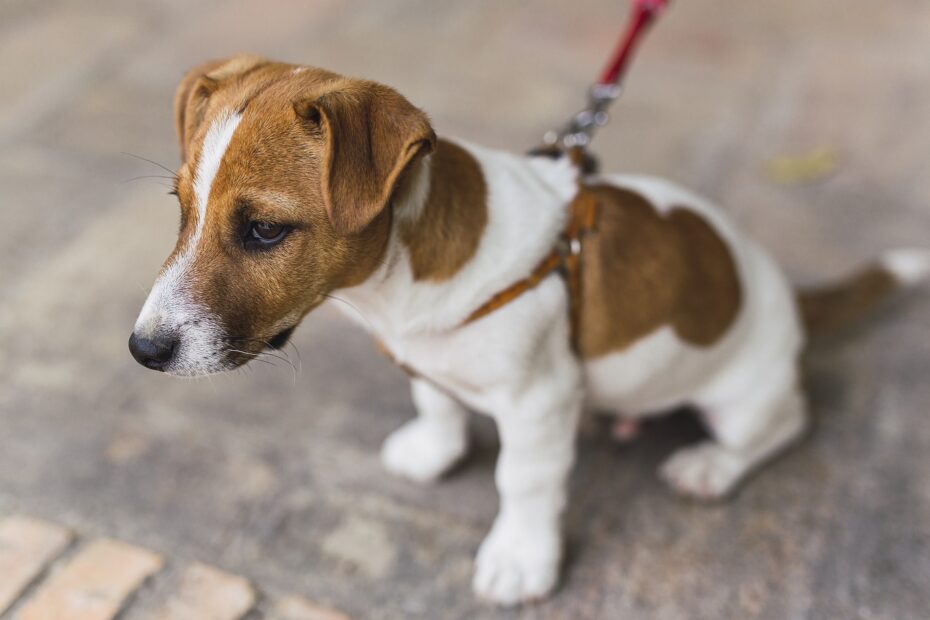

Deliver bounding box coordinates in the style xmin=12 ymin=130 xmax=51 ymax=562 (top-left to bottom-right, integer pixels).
xmin=1 ymin=1 xmax=929 ymax=618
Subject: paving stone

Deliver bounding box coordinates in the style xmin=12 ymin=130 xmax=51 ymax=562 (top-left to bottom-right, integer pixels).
xmin=144 ymin=562 xmax=256 ymax=620
xmin=15 ymin=539 xmax=163 ymax=620
xmin=0 ymin=516 xmax=72 ymax=614
xmin=321 ymin=515 xmax=396 ymax=579
xmin=268 ymin=595 xmax=351 ymax=620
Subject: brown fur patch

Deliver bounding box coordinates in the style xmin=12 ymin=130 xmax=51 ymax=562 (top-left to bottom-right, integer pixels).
xmin=399 ymin=140 xmax=488 ymax=281
xmin=174 ymin=57 xmax=340 ymax=164
xmin=578 ymin=185 xmax=743 ymax=358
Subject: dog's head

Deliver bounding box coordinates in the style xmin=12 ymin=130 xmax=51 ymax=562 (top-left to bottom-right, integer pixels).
xmin=129 ymin=55 xmax=435 ymax=375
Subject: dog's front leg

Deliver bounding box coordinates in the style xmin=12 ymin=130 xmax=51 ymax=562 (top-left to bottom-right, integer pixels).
xmin=473 ymin=377 xmax=583 ymax=606
xmin=381 ymin=378 xmax=469 ymax=482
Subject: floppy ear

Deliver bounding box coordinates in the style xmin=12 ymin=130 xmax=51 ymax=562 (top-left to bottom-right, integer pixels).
xmin=293 ymin=83 xmax=436 ymax=235
xmin=173 ymin=54 xmax=267 ymax=162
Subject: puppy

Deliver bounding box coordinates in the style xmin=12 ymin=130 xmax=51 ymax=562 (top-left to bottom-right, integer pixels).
xmin=129 ymin=55 xmax=929 ymax=605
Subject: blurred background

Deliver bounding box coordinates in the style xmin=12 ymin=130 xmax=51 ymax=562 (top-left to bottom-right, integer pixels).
xmin=1 ymin=1 xmax=928 ymax=618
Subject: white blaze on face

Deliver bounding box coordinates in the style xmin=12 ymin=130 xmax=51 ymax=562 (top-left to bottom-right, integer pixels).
xmin=133 ymin=110 xmax=243 ymax=375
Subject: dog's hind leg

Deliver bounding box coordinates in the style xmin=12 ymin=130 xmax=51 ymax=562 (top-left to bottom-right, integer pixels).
xmin=381 ymin=378 xmax=470 ymax=483
xmin=660 ymin=360 xmax=808 ymax=500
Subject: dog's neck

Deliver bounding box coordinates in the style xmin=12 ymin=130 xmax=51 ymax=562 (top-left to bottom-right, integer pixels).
xmin=333 ymin=138 xmax=579 ymax=346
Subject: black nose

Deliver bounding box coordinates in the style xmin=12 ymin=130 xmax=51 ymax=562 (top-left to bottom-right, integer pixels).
xmin=128 ymin=332 xmax=178 ymax=371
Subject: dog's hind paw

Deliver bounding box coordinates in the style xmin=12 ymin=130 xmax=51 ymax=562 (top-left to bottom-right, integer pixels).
xmin=380 ymin=417 xmax=467 ymax=483
xmin=659 ymin=441 xmax=743 ymax=500
xmin=472 ymin=517 xmax=561 ymax=607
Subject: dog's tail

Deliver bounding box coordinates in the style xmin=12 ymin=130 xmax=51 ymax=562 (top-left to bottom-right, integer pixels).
xmin=797 ymin=248 xmax=930 ymax=334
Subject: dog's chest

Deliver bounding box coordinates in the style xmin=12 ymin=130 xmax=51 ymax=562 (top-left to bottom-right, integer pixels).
xmin=377 ymin=276 xmax=573 ymax=412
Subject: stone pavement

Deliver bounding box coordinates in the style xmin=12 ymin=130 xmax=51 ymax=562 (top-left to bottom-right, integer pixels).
xmin=0 ymin=1 xmax=928 ymax=618
xmin=0 ymin=514 xmax=346 ymax=619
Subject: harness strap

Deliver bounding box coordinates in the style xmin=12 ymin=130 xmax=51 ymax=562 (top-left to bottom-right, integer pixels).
xmin=462 ymin=185 xmax=598 ymax=351
xmin=375 ymin=186 xmax=598 ymax=382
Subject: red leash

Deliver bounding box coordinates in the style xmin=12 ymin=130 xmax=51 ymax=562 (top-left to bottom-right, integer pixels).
xmin=599 ymin=0 xmax=669 ymax=85
xmin=543 ymin=0 xmax=670 ymax=152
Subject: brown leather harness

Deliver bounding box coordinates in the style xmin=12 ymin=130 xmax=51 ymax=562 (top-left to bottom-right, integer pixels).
xmin=377 ymin=174 xmax=600 ymax=372
xmin=460 ymin=184 xmax=600 ymax=349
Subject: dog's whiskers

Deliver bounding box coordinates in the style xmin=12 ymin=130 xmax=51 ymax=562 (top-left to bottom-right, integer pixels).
xmin=121 ymin=152 xmax=179 ymax=177
xmin=324 ymin=293 xmax=376 ymax=333
xmin=123 ymin=174 xmax=178 ymax=183
xmin=287 ymin=340 xmax=303 ymax=374
xmin=226 ymin=339 xmax=299 ymax=380
xmin=226 ymin=348 xmax=278 ymax=369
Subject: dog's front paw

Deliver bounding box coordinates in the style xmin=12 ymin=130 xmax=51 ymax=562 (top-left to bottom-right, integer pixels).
xmin=659 ymin=441 xmax=742 ymax=500
xmin=380 ymin=417 xmax=467 ymax=483
xmin=472 ymin=517 xmax=561 ymax=606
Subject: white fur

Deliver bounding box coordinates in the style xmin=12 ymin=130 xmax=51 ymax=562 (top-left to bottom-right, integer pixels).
xmin=394 ymin=154 xmax=432 ymax=227
xmin=193 ymin=111 xmax=241 ymax=236
xmin=133 ymin=111 xmax=242 ymax=375
xmin=381 ymin=379 xmax=468 ymax=482
xmin=882 ymin=248 xmax=930 ymax=286
xmin=334 ymin=146 xmax=810 ymax=604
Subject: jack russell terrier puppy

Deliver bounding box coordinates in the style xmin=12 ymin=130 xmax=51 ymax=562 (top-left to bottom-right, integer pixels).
xmin=129 ymin=55 xmax=929 ymax=605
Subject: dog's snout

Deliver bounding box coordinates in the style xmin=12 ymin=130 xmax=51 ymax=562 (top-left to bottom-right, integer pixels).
xmin=128 ymin=332 xmax=178 ymax=371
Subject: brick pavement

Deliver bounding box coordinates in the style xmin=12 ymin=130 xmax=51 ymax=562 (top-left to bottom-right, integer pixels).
xmin=0 ymin=516 xmax=347 ymax=620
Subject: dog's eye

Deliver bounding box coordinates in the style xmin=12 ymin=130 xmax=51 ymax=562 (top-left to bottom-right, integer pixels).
xmin=252 ymin=221 xmax=285 ymax=240
xmin=245 ymin=221 xmax=290 ymax=249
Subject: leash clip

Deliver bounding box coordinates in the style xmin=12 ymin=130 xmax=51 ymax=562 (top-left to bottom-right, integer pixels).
xmin=543 ymin=83 xmax=621 ymax=150
xmin=539 ymin=0 xmax=669 ymax=155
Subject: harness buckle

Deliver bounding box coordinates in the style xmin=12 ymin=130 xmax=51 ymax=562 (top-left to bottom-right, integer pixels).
xmin=555 ymin=235 xmax=583 ymax=265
